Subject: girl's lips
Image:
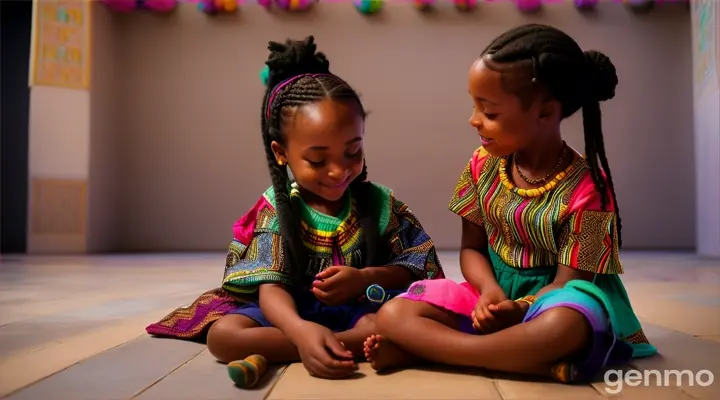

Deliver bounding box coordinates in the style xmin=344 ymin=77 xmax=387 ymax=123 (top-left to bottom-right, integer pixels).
xmin=323 ymin=178 xmax=350 ymax=188
xmin=480 ymin=135 xmax=494 ymax=145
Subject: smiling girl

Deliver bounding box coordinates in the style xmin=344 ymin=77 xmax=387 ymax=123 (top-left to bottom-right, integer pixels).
xmin=364 ymin=24 xmax=656 ymax=383
xmin=146 ymin=36 xmax=442 ymax=380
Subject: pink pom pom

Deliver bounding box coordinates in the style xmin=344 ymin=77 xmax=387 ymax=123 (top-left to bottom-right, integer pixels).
xmin=143 ymin=0 xmax=178 ymax=12
xmin=516 ymin=0 xmax=542 ymax=13
xmin=102 ymin=0 xmax=137 ymax=12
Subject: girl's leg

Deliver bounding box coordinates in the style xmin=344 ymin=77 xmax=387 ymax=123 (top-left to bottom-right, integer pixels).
xmin=207 ymin=313 xmax=377 ymax=363
xmin=368 ymin=297 xmax=590 ymax=377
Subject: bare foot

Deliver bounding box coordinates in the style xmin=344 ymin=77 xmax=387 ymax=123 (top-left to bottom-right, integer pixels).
xmin=363 ymin=334 xmax=416 ymax=372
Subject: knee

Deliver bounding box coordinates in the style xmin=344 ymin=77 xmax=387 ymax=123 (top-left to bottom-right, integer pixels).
xmin=376 ymin=298 xmax=415 ymax=335
xmin=206 ymin=316 xmax=250 ymax=363
xmin=532 ymin=307 xmax=592 ymax=356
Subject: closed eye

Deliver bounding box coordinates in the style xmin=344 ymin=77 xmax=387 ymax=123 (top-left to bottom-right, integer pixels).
xmin=345 ymin=148 xmax=362 ymax=158
xmin=483 ymin=111 xmax=498 ymax=120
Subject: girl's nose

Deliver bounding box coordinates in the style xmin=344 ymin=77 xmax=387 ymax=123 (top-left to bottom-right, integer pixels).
xmin=469 ymin=110 xmax=482 ymax=129
xmin=328 ymin=166 xmax=348 ymax=180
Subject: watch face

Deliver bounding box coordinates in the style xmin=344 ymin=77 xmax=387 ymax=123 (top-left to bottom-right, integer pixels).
xmin=366 ymin=284 xmax=386 ymax=303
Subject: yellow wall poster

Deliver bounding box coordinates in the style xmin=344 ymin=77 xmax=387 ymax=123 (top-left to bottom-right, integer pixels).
xmin=30 ymin=0 xmax=91 ymax=90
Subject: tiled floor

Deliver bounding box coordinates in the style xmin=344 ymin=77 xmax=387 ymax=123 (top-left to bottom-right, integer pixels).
xmin=0 ymin=251 xmax=719 ymax=399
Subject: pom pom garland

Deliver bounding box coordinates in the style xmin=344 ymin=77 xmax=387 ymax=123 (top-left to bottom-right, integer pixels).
xmin=453 ymin=0 xmax=477 ymax=12
xmin=197 ymin=0 xmax=238 ymax=14
xmin=413 ymin=0 xmax=434 ymax=12
xmin=516 ymin=0 xmax=542 ymax=14
xmin=274 ymin=0 xmax=315 ymax=12
xmin=574 ymin=0 xmax=599 ymax=10
xmin=354 ymin=0 xmax=384 ymax=15
xmin=102 ymin=0 xmax=177 ymax=12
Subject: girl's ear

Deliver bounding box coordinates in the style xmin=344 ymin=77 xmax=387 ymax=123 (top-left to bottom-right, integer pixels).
xmin=537 ymin=98 xmax=560 ymax=123
xmin=271 ymin=141 xmax=288 ymax=165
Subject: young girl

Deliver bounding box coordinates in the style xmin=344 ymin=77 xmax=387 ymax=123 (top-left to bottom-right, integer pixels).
xmin=146 ymin=36 xmax=443 ymax=380
xmin=364 ymin=23 xmax=657 ymax=383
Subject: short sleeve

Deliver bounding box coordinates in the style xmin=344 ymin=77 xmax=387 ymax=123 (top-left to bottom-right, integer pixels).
xmin=384 ymin=198 xmax=444 ymax=280
xmin=222 ymin=232 xmax=292 ymax=294
xmin=556 ymin=174 xmax=623 ymax=275
xmin=220 ymin=191 xmax=292 ymax=294
xmin=448 ymin=147 xmax=488 ymax=225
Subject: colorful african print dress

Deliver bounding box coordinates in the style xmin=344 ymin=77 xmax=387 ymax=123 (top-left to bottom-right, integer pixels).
xmin=397 ymin=146 xmax=657 ymax=382
xmin=146 ymin=182 xmax=443 ymax=340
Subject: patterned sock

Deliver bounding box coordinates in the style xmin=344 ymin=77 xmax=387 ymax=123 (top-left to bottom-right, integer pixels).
xmin=227 ymin=354 xmax=268 ymax=388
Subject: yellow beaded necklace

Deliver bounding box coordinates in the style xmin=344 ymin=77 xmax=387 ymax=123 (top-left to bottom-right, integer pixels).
xmin=498 ymin=154 xmax=580 ymax=198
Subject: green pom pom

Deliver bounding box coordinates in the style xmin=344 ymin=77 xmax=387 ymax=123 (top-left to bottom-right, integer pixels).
xmin=260 ymin=65 xmax=270 ymax=87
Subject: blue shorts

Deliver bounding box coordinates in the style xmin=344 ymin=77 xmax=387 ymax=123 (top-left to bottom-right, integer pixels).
xmin=230 ymin=289 xmax=404 ymax=332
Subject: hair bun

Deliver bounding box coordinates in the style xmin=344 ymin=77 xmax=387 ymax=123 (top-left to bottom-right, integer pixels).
xmin=264 ymin=36 xmax=330 ymax=87
xmin=583 ymin=50 xmax=618 ymax=102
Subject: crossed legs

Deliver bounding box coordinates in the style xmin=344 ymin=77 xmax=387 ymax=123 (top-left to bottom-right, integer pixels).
xmin=364 ymin=298 xmax=591 ymax=378
xmin=207 ymin=313 xmax=377 ymax=364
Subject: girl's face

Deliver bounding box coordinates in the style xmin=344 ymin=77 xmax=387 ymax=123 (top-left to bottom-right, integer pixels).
xmin=271 ymin=98 xmax=365 ymax=204
xmin=467 ymin=58 xmax=558 ymax=157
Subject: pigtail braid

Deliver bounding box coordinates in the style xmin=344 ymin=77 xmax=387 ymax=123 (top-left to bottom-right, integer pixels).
xmin=349 ymin=162 xmax=386 ymax=266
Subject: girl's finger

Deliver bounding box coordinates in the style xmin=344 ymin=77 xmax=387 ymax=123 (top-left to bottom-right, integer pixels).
xmin=325 ymin=336 xmax=354 ymax=359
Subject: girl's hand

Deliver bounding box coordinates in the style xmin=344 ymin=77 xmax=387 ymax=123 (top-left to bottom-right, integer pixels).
xmin=483 ymin=300 xmax=528 ymax=333
xmin=311 ymin=266 xmax=364 ymax=306
xmin=471 ymin=286 xmax=508 ymax=333
xmin=293 ymin=321 xmax=357 ymax=379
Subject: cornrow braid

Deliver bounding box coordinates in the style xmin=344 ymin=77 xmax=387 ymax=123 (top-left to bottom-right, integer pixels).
xmin=261 ymin=36 xmax=384 ymax=285
xmin=481 ymin=24 xmax=623 ymax=247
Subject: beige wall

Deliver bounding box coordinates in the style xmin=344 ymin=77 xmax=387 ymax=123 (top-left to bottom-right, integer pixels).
xmin=28 ymin=2 xmax=697 ymax=253
xmin=111 ymin=2 xmax=695 ymax=251
xmin=87 ymin=3 xmax=119 ymax=253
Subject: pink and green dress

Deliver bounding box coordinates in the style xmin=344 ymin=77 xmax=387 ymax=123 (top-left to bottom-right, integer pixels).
xmin=146 ymin=182 xmax=443 ymax=339
xmin=397 ymin=146 xmax=657 ymax=383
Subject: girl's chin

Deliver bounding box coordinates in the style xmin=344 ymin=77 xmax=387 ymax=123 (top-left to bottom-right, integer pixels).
xmin=319 ymin=186 xmax=349 ymax=202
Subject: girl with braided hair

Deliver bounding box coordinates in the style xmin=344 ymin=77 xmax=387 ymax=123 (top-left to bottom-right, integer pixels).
xmin=364 ymin=24 xmax=656 ymax=383
xmin=145 ymin=36 xmax=442 ymax=380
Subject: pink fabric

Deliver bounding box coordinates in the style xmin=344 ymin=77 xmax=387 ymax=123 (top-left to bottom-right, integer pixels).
xmin=397 ymin=279 xmax=480 ymax=317
xmin=566 ymin=171 xmax=618 ymax=215
xmin=232 ymin=195 xmax=273 ymax=244
xmin=468 ymin=147 xmax=489 ymax=183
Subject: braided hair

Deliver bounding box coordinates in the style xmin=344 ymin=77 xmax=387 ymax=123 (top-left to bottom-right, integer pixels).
xmin=481 ymin=24 xmax=623 ymax=247
xmin=261 ymin=36 xmax=384 ymax=284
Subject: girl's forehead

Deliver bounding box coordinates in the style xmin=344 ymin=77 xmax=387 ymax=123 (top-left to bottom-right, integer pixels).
xmin=469 ymin=61 xmax=503 ymax=95
xmin=285 ymin=100 xmax=364 ymax=146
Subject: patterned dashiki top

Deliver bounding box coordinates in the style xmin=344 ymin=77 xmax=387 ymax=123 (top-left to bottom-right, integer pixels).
xmin=222 ymin=182 xmax=443 ymax=295
xmin=145 ymin=182 xmax=443 ymax=340
xmin=448 ymin=146 xmax=623 ymax=274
